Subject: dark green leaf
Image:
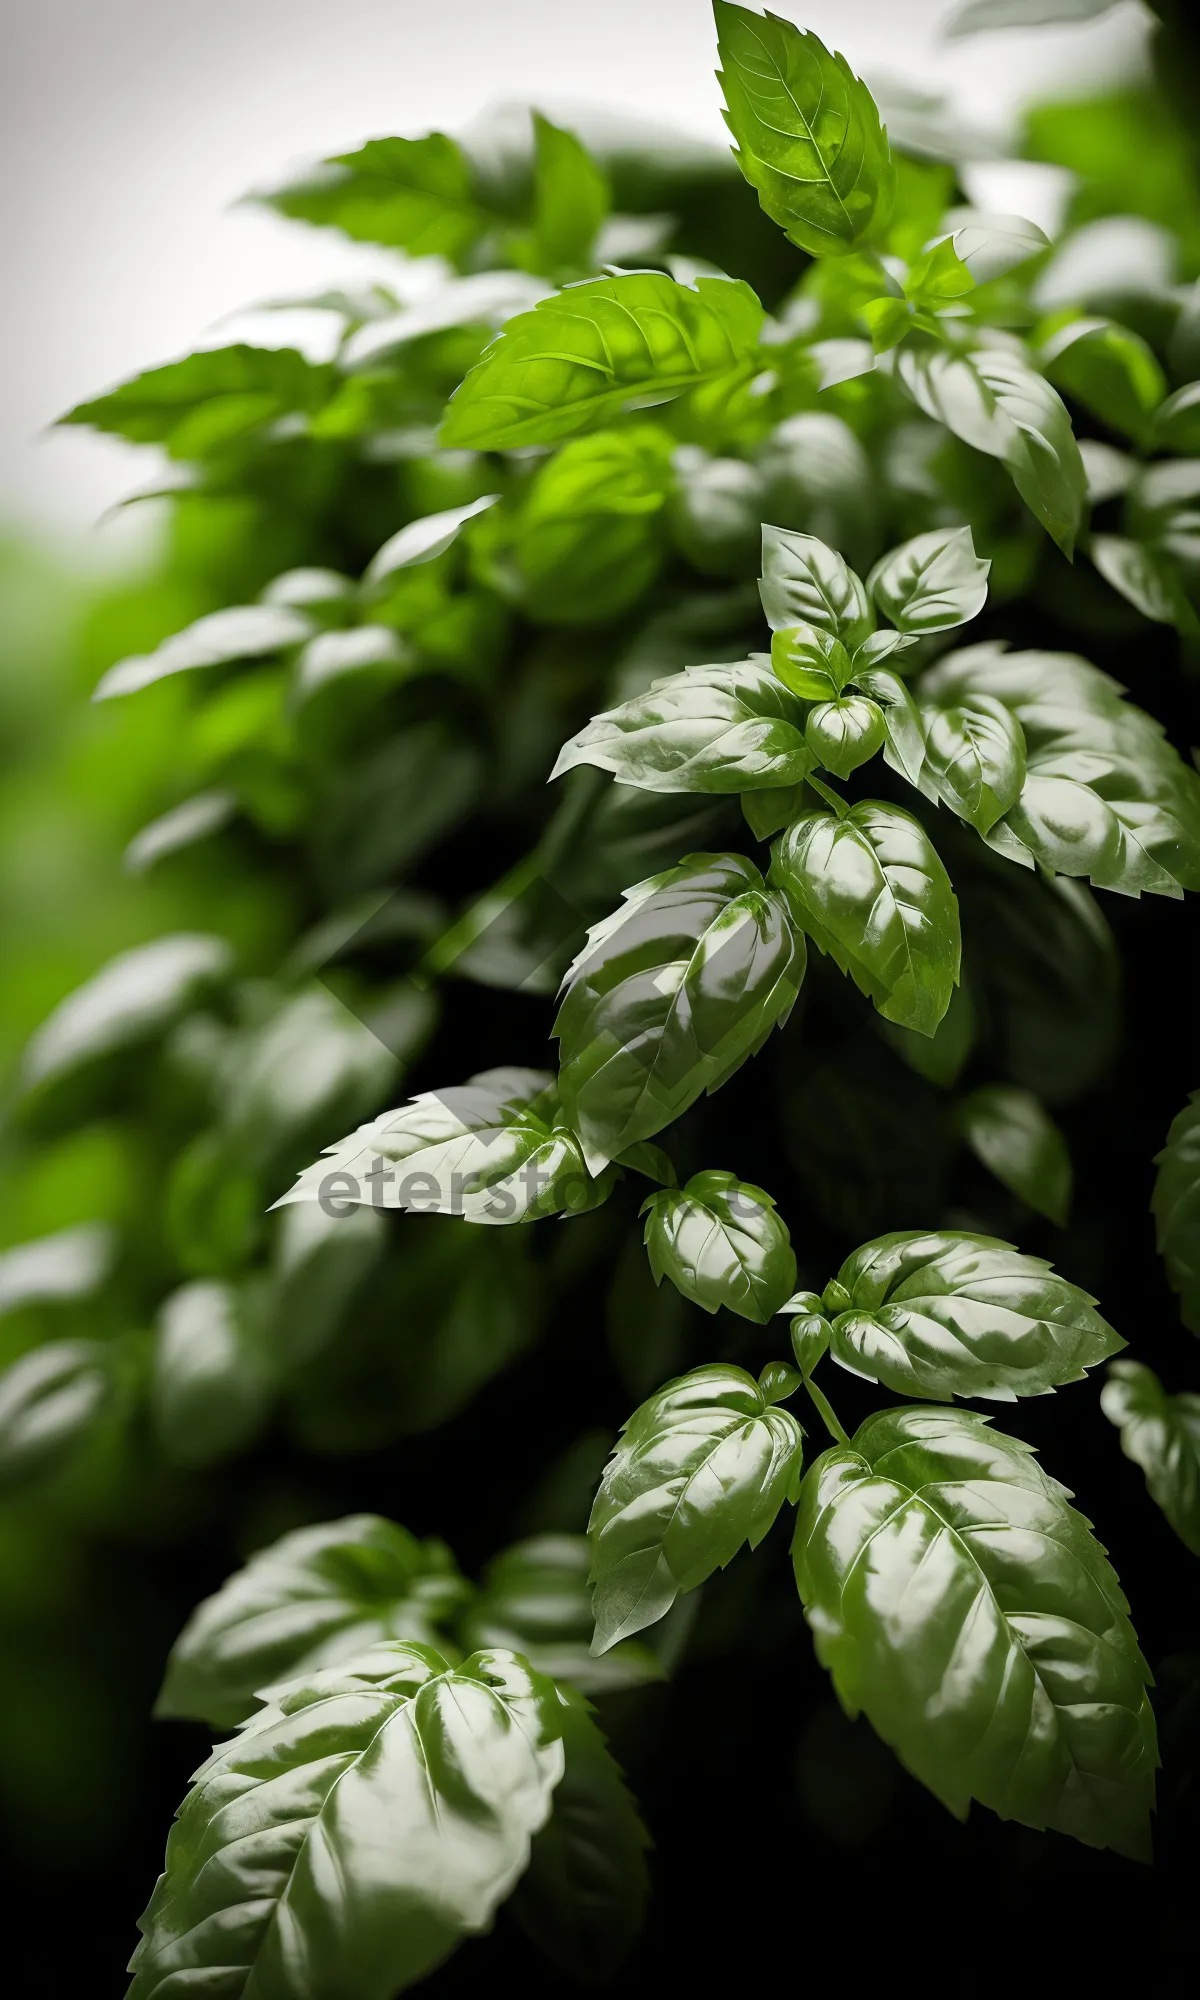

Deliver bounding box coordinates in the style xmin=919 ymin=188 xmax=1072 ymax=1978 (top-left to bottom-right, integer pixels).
xmin=128 ymin=1644 xmax=567 ymax=1998
xmin=1089 ymin=534 xmax=1197 ymax=633
xmin=589 ymin=1363 xmax=803 ymax=1648
xmin=823 ymin=1229 xmax=1120 ymax=1400
xmin=512 ymin=1689 xmax=650 ymax=1987
xmin=793 ymin=1404 xmax=1156 ymax=1856
xmin=60 ymin=345 xmax=333 ymax=459
xmin=1102 ymin=1360 xmax=1200 ymax=1558
xmin=458 ymin=1536 xmax=663 ymax=1696
xmin=0 ymin=1340 xmax=111 ymax=1491
xmin=668 ymin=448 xmax=764 ymax=578
xmin=866 ymin=526 xmax=990 ymax=634
xmin=509 ymin=426 xmax=674 ymax=624
xmin=1150 ymin=380 xmax=1200 ymax=454
xmin=157 ymin=1516 xmax=470 ymax=1730
xmin=553 ymin=657 xmax=812 ymax=794
xmin=896 ymin=345 xmax=1086 ymax=555
xmin=917 ymin=691 xmax=1027 ymax=834
xmin=555 ymin=853 xmax=804 ymax=1170
xmin=642 ymin=1169 xmax=797 ymax=1322
xmin=256 ymin=133 xmax=490 ymax=259
xmin=804 ymin=696 xmax=886 ymax=779
xmin=714 ymin=2 xmax=894 ymax=256
xmin=440 ymin=271 xmax=764 ymax=449
xmin=1153 ymin=1089 xmax=1200 ymax=1335
xmin=741 ymin=778 xmax=813 ymax=840
xmin=277 ymin=1068 xmax=612 ymax=1223
xmin=770 ymin=801 xmax=960 ymax=1035
xmin=958 ymin=1083 xmax=1073 ymax=1224
xmin=967 ymin=864 xmax=1119 ymax=1105
xmin=267 ymin=1202 xmax=385 ymax=1367
xmin=769 ymin=621 xmax=854 ymax=700
xmin=759 ymin=526 xmax=874 ymax=644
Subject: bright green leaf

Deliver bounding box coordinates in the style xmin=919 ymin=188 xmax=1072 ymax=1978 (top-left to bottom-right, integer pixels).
xmin=804 ymin=695 xmax=886 ymax=778
xmin=60 ymin=345 xmax=333 ymax=459
xmin=714 ymin=2 xmax=895 ymax=256
xmin=1040 ymin=316 xmax=1167 ymax=443
xmin=255 ymin=132 xmax=491 ymax=260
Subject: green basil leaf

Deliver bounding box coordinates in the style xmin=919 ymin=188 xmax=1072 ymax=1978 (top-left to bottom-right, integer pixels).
xmin=941 ymin=210 xmax=1049 ymax=283
xmin=903 ymin=236 xmax=975 ymax=310
xmin=922 ymin=643 xmax=1200 ymax=897
xmin=157 ymin=1516 xmax=470 ymax=1730
xmin=896 ymin=345 xmax=1086 ymax=555
xmin=823 ymin=1228 xmax=1120 ymax=1400
xmin=957 ymin=1084 xmax=1073 ymax=1224
xmin=128 ymin=1644 xmax=567 ymax=1999
xmin=1152 ymin=1088 xmax=1200 ymax=1335
xmin=969 ymin=866 xmax=1119 ymax=1105
xmin=668 ymin=447 xmax=764 ymax=578
xmin=268 ymin=1202 xmax=385 ymax=1366
xmin=1040 ymin=315 xmax=1167 ymax=442
xmin=151 ymin=1281 xmax=274 ymax=1469
xmin=95 ymin=603 xmax=314 ymax=700
xmin=770 ymin=801 xmax=960 ymax=1036
xmin=510 ymin=426 xmax=675 ymax=624
xmin=642 ymin=1169 xmax=797 ymax=1323
xmin=553 ymin=657 xmax=812 ymax=795
xmin=512 ymin=1688 xmax=650 ymax=1986
xmin=0 ymin=1340 xmax=112 ymax=1491
xmin=0 ymin=1223 xmax=113 ymax=1318
xmin=1089 ymin=534 xmax=1198 ymax=634
xmin=363 ymin=495 xmax=500 ymax=582
xmin=714 ymin=2 xmax=894 ymax=256
xmin=60 ymin=344 xmax=333 ymax=459
xmin=770 ymin=622 xmax=853 ymax=699
xmin=917 ymin=692 xmax=1027 ymax=833
xmin=1150 ymin=379 xmax=1200 ymax=454
xmin=458 ymin=1535 xmax=663 ymax=1696
xmin=793 ymin=1405 xmax=1156 ymax=1857
xmin=440 ymin=271 xmax=764 ymax=449
xmin=866 ymin=526 xmax=991 ymax=634
xmin=18 ymin=933 xmax=233 ymax=1108
xmin=256 ymin=132 xmax=491 ymax=259
xmin=741 ymin=779 xmax=813 ymax=840
xmin=759 ymin=526 xmax=874 ymax=644
xmin=589 ymin=1362 xmax=804 ymax=1648
xmin=124 ymin=790 xmax=238 ymax=872
xmin=804 ymin=696 xmax=886 ymax=779
xmin=277 ymin=1068 xmax=612 ymax=1223
xmin=1101 ymin=1360 xmax=1200 ymax=1558
xmin=882 ymin=978 xmax=976 ymax=1089
xmin=555 ymin=853 xmax=804 ymax=1170
xmin=854 ymin=664 xmax=927 ymax=789
xmin=523 ymin=113 xmax=611 ymax=279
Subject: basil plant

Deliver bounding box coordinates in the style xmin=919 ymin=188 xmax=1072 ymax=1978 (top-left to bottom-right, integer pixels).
xmin=6 ymin=1 xmax=1200 ymax=1990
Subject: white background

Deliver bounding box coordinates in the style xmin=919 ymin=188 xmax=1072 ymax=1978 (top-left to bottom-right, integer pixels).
xmin=2 ymin=0 xmax=1153 ymax=551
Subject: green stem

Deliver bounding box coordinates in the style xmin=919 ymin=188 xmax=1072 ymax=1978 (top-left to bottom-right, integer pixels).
xmin=802 ymin=1371 xmax=851 ymax=1448
xmin=806 ymin=773 xmax=847 ymax=817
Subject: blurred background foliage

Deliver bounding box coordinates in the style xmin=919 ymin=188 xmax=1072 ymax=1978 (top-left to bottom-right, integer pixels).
xmin=3 ymin=20 xmax=1200 ymax=1988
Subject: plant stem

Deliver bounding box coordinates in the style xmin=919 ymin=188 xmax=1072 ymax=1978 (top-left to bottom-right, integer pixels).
xmin=802 ymin=1370 xmax=851 ymax=1447
xmin=806 ymin=773 xmax=847 ymax=817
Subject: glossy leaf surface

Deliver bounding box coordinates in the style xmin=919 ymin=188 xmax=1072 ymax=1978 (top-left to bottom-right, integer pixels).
xmin=866 ymin=526 xmax=990 ymax=634
xmin=1101 ymin=1360 xmax=1200 ymax=1557
xmin=1152 ymin=1089 xmax=1200 ymax=1335
xmin=552 ymin=657 xmax=813 ymax=795
xmin=714 ymin=3 xmax=894 ymax=256
xmin=804 ymin=695 xmax=885 ymax=779
xmin=128 ymin=1644 xmax=566 ymax=1998
xmin=759 ymin=526 xmax=873 ymax=644
xmin=157 ymin=1516 xmax=470 ymax=1730
xmin=589 ymin=1363 xmax=803 ymax=1649
xmin=555 ymin=853 xmax=803 ymax=1170
xmin=793 ymin=1404 xmax=1157 ymax=1856
xmin=823 ymin=1229 xmax=1121 ymax=1401
xmin=642 ymin=1169 xmax=797 ymax=1323
xmin=440 ymin=271 xmax=763 ymax=449
xmin=917 ymin=691 xmax=1026 ymax=835
xmin=770 ymin=801 xmax=960 ymax=1035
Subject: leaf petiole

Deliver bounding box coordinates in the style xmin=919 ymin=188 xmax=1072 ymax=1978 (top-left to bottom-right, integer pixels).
xmin=801 ymin=1369 xmax=851 ymax=1448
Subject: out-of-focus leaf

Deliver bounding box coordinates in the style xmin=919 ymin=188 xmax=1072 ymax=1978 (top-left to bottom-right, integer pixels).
xmin=255 ymin=132 xmax=492 ymax=260
xmin=944 ymin=0 xmax=1122 ymax=36
xmin=1102 ymin=1360 xmax=1200 ymax=1557
xmin=124 ymin=791 xmax=237 ymax=872
xmin=363 ymin=495 xmax=500 ymax=583
xmin=60 ymin=344 xmax=332 ymax=458
xmin=1153 ymin=1089 xmax=1200 ymax=1336
xmin=95 ymin=604 xmax=313 ymax=700
xmin=268 ymin=1200 xmax=386 ymax=1366
xmin=957 ymin=1083 xmax=1072 ymax=1223
xmin=0 ymin=1341 xmax=112 ymax=1491
xmin=507 ymin=427 xmax=675 ymax=624
xmin=1089 ymin=535 xmax=1198 ymax=633
xmin=18 ymin=934 xmax=233 ymax=1103
xmin=1040 ymin=315 xmax=1166 ymax=443
xmin=151 ymin=1280 xmax=274 ymax=1469
xmin=0 ymin=1224 xmax=114 ymax=1318
xmin=157 ymin=1515 xmax=471 ymax=1730
xmin=458 ymin=1536 xmax=664 ymax=1696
